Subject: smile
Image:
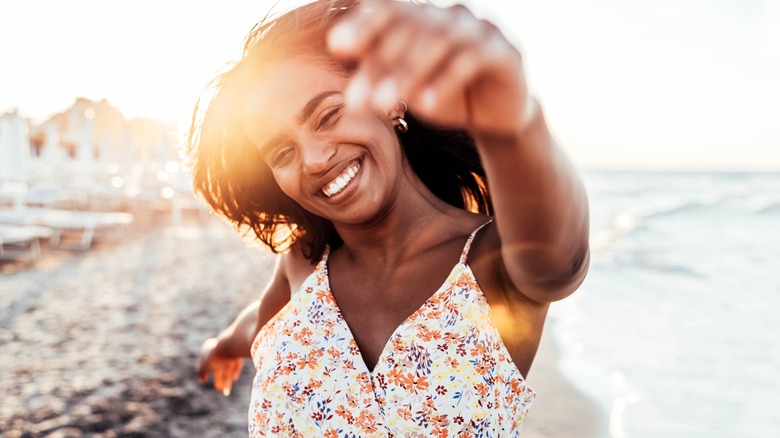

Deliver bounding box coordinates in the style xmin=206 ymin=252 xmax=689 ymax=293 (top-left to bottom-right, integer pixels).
xmin=322 ymin=160 xmax=361 ymax=198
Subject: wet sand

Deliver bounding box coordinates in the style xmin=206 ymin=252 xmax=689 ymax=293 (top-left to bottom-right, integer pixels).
xmin=1 ymin=211 xmax=606 ymax=437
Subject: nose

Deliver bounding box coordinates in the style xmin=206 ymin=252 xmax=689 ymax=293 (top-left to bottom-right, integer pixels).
xmin=299 ymin=138 xmax=336 ymax=175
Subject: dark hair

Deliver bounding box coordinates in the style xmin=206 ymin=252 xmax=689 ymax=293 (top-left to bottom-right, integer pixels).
xmin=186 ymin=0 xmax=492 ymax=263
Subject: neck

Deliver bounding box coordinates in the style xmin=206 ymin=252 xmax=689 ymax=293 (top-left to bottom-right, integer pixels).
xmin=332 ymin=175 xmax=464 ymax=269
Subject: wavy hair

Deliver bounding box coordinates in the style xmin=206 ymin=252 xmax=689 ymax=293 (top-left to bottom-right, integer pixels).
xmin=186 ymin=0 xmax=492 ymax=263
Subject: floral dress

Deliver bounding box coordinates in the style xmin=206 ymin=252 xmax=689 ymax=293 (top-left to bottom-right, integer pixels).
xmin=249 ymin=220 xmax=535 ymax=437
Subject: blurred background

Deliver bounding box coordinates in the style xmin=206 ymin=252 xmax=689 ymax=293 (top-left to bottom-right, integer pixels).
xmin=1 ymin=0 xmax=778 ymax=437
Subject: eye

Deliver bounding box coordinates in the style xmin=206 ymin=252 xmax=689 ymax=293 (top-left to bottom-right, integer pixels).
xmin=316 ymin=105 xmax=343 ymax=130
xmin=268 ymin=144 xmax=295 ymax=168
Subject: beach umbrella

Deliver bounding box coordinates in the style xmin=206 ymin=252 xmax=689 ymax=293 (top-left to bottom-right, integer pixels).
xmin=40 ymin=124 xmax=67 ymax=180
xmin=75 ymin=111 xmax=95 ymax=186
xmin=0 ymin=111 xmax=32 ymax=183
xmin=100 ymin=130 xmax=114 ymax=172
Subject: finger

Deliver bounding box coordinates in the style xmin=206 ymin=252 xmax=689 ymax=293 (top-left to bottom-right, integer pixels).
xmin=327 ymin=0 xmax=401 ymax=58
xmin=416 ymin=46 xmax=481 ymax=117
xmin=415 ymin=32 xmax=521 ymax=130
xmin=231 ymin=360 xmax=243 ymax=381
xmin=198 ymin=337 xmax=218 ymax=383
xmin=389 ymin=31 xmax=454 ymax=107
xmin=381 ymin=6 xmax=487 ymax=108
xmin=215 ymin=367 xmax=229 ymax=391
xmin=197 ymin=361 xmax=209 ymax=384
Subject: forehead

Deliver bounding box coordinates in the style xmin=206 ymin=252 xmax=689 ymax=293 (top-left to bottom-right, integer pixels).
xmin=243 ymin=57 xmax=348 ymax=126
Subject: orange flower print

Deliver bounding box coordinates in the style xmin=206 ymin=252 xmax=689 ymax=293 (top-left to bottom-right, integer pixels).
xmin=470 ymin=343 xmax=487 ymax=357
xmin=355 ymin=410 xmax=378 ymax=432
xmin=335 ymin=404 xmax=353 ymax=422
xmin=391 ymin=336 xmax=405 ymax=355
xmin=324 ymin=430 xmax=338 ymax=438
xmin=443 ymin=332 xmax=462 ymax=343
xmin=475 ymin=360 xmax=490 ymax=375
xmin=296 ymin=353 xmax=318 ymax=370
xmin=433 ymin=427 xmax=450 ymax=438
xmin=293 ymin=326 xmax=312 ymax=343
xmin=397 ymin=406 xmax=413 ymax=421
xmin=345 ymin=393 xmax=359 ymax=408
xmin=431 ymin=414 xmax=449 ymax=428
xmin=455 ymin=272 xmax=477 ymax=290
xmin=387 ymin=367 xmax=405 ymax=386
xmin=416 ymin=325 xmax=443 ymax=342
xmin=474 ymin=382 xmax=490 ymax=397
xmin=399 ymin=373 xmax=429 ymax=393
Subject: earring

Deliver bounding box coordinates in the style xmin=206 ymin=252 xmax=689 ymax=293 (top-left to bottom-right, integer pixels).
xmin=395 ymin=117 xmax=408 ymax=133
xmin=394 ymin=101 xmax=408 ymax=133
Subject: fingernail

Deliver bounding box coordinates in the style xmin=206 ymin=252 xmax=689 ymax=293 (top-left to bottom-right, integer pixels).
xmin=223 ymin=387 xmax=231 ymax=397
xmin=372 ymin=78 xmax=398 ymax=110
xmin=328 ymin=23 xmax=356 ymax=53
xmin=346 ymin=74 xmax=370 ymax=109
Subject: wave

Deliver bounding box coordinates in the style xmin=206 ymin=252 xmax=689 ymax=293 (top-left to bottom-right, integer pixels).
xmin=637 ymin=197 xmax=727 ymax=220
xmin=754 ymin=202 xmax=780 ymax=215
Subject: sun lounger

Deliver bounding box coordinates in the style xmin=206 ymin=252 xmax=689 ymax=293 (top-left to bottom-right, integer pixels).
xmin=0 ymin=224 xmax=54 ymax=261
xmin=0 ymin=208 xmax=133 ymax=251
xmin=42 ymin=210 xmax=134 ymax=250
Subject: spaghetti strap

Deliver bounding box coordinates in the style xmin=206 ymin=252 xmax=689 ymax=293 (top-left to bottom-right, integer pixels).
xmin=459 ymin=218 xmax=494 ymax=264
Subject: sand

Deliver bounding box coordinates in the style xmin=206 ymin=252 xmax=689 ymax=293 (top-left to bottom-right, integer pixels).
xmin=1 ymin=211 xmax=607 ymax=437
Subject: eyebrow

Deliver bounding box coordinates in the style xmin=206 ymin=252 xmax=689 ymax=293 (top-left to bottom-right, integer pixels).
xmin=260 ymin=90 xmax=341 ymax=156
xmin=297 ymin=90 xmax=341 ymax=124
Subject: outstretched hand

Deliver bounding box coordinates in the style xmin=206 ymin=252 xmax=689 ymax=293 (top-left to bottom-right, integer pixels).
xmin=327 ymin=0 xmax=534 ymax=139
xmin=198 ymin=337 xmax=244 ymax=396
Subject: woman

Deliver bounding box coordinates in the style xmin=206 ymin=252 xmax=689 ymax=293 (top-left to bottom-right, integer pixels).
xmin=191 ymin=0 xmax=590 ymax=435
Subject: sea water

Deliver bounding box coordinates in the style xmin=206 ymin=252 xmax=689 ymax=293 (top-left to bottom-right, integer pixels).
xmin=549 ymin=171 xmax=780 ymax=438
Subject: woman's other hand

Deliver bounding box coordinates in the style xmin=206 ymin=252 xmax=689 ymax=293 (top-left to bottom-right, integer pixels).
xmin=198 ymin=337 xmax=244 ymax=396
xmin=327 ymin=0 xmax=533 ymax=140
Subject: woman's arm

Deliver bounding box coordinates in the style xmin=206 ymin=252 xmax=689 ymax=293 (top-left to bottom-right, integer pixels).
xmin=327 ymin=1 xmax=589 ymax=303
xmin=198 ymin=253 xmax=292 ymax=394
xmin=474 ymin=101 xmax=590 ymax=303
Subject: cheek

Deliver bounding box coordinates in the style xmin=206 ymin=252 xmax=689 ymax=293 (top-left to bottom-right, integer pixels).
xmin=271 ymin=168 xmax=302 ymax=200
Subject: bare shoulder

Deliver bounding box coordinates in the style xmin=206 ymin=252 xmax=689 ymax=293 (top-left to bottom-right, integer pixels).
xmin=256 ymin=248 xmax=315 ymax=329
xmin=280 ymin=247 xmax=320 ymax=294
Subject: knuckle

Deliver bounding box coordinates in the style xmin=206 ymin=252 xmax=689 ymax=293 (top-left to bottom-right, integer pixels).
xmin=447 ymin=3 xmax=473 ymax=16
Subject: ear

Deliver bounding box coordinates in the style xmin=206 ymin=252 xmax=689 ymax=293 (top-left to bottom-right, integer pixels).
xmin=387 ymin=100 xmax=407 ymax=120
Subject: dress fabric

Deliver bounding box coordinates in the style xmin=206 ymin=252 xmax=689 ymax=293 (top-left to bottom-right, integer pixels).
xmin=249 ymin=220 xmax=535 ymax=437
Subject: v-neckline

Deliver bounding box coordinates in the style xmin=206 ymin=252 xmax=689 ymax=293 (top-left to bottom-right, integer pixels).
xmin=320 ymin=256 xmax=464 ymax=374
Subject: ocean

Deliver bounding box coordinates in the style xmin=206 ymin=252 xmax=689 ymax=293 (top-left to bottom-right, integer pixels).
xmin=549 ymin=171 xmax=780 ymax=438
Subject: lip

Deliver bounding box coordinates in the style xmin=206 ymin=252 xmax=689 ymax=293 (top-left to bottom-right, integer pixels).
xmin=315 ymin=156 xmax=363 ymax=198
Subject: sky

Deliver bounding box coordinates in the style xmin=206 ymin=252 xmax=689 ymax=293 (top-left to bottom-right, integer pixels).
xmin=1 ymin=0 xmax=778 ymax=171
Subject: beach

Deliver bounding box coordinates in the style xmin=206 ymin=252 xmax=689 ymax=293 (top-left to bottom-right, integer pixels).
xmin=1 ymin=210 xmax=607 ymax=437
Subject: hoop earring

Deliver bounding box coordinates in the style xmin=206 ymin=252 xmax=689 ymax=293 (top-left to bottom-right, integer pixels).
xmin=394 ymin=100 xmax=408 ymax=133
xmin=395 ymin=117 xmax=408 ymax=133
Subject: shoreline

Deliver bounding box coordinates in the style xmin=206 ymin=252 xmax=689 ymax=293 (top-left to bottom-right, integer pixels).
xmin=2 ymin=212 xmax=607 ymax=436
xmin=522 ymin=318 xmax=610 ymax=437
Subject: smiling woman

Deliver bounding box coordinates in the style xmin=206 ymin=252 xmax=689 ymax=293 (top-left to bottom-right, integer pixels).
xmin=188 ymin=6 xmax=490 ymax=261
xmin=187 ymin=0 xmax=590 ymax=436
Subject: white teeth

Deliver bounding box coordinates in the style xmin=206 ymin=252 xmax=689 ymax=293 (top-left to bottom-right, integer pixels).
xmin=322 ymin=161 xmax=361 ymax=197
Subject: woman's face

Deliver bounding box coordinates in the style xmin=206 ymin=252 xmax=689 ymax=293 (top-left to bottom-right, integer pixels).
xmin=242 ymin=56 xmax=407 ymax=225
